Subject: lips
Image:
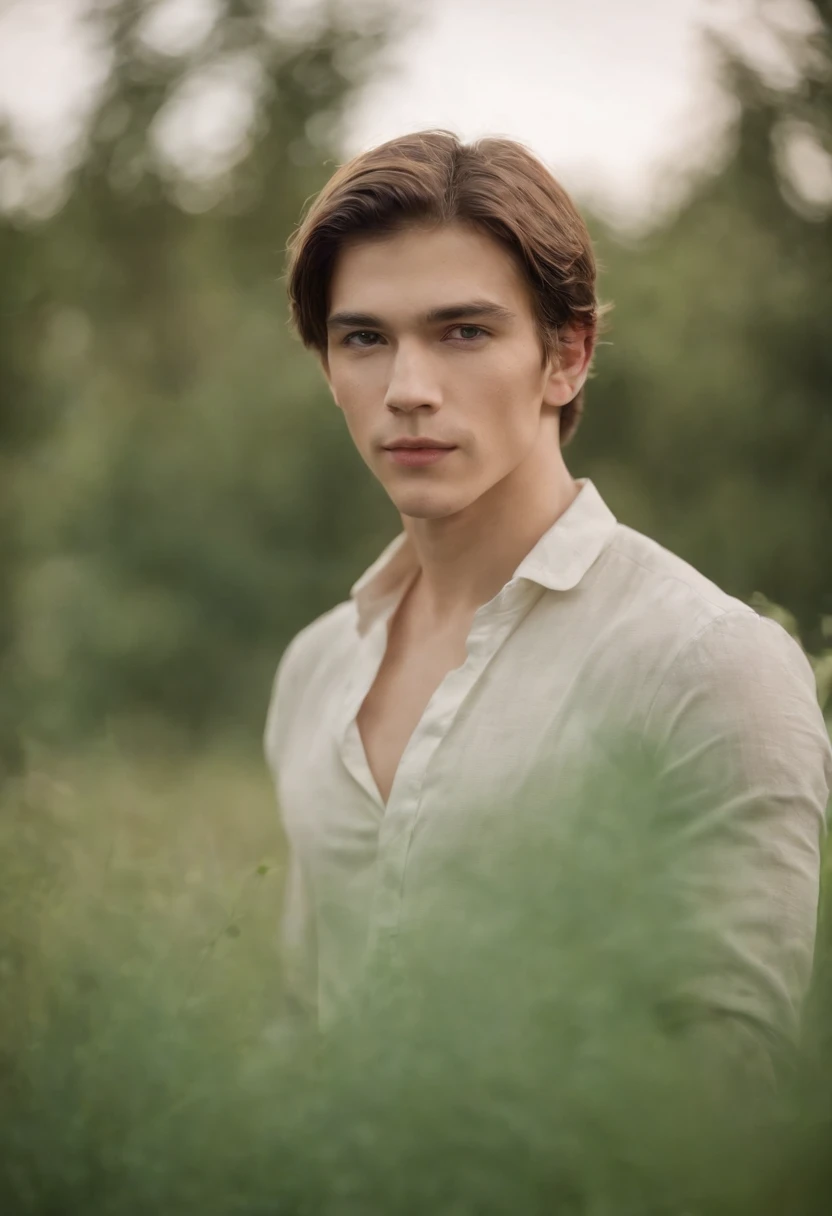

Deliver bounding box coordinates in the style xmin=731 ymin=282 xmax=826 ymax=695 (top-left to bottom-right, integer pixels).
xmin=384 ymin=443 xmax=455 ymax=451
xmin=385 ymin=447 xmax=455 ymax=467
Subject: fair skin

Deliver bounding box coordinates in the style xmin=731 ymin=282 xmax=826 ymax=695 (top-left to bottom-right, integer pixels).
xmin=321 ymin=219 xmax=595 ymax=803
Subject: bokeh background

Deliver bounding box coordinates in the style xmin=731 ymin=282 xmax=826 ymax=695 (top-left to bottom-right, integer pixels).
xmin=0 ymin=1 xmax=831 ymax=1212
xmin=0 ymin=0 xmax=829 ymax=754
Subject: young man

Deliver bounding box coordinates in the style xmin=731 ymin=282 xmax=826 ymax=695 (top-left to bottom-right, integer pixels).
xmin=264 ymin=131 xmax=831 ymax=1076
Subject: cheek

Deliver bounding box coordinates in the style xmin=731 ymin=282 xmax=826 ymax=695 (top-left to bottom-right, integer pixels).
xmin=331 ymin=359 xmax=386 ymax=416
xmin=473 ymin=364 xmax=543 ymax=452
xmin=330 ymin=370 xmax=373 ymax=428
xmin=340 ymin=405 xmax=375 ymax=455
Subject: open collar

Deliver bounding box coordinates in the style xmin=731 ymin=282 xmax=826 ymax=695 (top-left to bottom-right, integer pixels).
xmin=350 ymin=478 xmax=617 ymax=636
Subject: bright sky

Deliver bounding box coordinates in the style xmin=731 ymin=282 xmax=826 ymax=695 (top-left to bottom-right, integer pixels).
xmin=346 ymin=0 xmax=733 ymax=225
xmin=0 ymin=0 xmax=820 ymax=225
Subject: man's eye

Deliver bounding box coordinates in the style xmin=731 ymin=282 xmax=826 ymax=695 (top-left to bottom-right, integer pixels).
xmin=343 ymin=331 xmax=380 ymax=347
xmin=453 ymin=325 xmax=487 ymax=341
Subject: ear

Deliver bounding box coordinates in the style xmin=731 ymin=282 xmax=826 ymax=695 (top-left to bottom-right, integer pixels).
xmin=542 ymin=324 xmax=596 ymax=409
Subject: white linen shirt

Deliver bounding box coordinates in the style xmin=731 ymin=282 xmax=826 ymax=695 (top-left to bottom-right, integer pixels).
xmin=264 ymin=478 xmax=831 ymax=1039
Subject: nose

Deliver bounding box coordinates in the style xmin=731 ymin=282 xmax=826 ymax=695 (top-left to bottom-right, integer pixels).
xmin=383 ymin=342 xmax=442 ymax=414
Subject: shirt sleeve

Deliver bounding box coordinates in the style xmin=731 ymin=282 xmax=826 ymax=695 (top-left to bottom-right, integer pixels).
xmin=643 ymin=609 xmax=831 ymax=1084
xmin=264 ymin=638 xmax=319 ymax=1026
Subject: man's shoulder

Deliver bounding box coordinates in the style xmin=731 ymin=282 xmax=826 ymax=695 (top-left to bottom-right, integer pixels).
xmin=605 ymin=522 xmax=749 ymax=624
xmin=600 ymin=522 xmax=821 ymax=711
xmin=263 ymin=599 xmax=356 ymax=769
xmin=278 ymin=598 xmax=357 ymax=682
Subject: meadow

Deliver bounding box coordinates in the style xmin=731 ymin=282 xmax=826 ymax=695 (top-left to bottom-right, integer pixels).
xmin=1 ymin=725 xmax=830 ymax=1215
xmin=0 ymin=740 xmax=303 ymax=1214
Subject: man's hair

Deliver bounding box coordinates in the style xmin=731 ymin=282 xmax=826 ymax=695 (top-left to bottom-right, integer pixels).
xmin=286 ymin=130 xmax=606 ymax=446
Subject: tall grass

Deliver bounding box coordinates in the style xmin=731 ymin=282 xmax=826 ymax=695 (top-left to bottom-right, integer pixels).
xmin=0 ymin=737 xmax=829 ymax=1214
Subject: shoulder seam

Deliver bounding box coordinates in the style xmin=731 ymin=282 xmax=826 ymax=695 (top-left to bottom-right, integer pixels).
xmin=607 ymin=533 xmax=745 ymax=616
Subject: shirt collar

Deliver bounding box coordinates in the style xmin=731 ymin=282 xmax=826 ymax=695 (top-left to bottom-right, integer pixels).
xmin=349 ymin=477 xmax=617 ymax=636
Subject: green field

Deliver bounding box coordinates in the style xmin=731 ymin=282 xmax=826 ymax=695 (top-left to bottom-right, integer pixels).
xmin=1 ymin=737 xmax=830 ymax=1215
xmin=0 ymin=742 xmax=309 ymax=1214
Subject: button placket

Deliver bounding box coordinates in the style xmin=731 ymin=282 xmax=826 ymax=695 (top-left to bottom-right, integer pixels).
xmin=363 ymin=585 xmax=541 ymax=970
xmin=337 ymin=616 xmax=391 ymax=808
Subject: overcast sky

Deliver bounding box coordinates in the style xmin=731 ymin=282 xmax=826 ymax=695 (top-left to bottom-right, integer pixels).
xmin=346 ymin=0 xmax=735 ymax=224
xmin=0 ymin=0 xmax=816 ymax=224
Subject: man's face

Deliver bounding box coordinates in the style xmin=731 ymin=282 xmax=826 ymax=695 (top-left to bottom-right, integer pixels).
xmin=323 ymin=221 xmax=584 ymax=520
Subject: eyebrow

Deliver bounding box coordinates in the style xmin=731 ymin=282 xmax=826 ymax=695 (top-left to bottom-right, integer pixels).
xmin=326 ymin=300 xmax=517 ymax=330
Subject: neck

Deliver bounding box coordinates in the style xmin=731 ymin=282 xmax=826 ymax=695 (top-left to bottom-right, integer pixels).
xmin=400 ymin=433 xmax=578 ymax=631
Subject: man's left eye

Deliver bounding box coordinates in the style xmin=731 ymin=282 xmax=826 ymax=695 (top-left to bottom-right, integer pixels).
xmin=454 ymin=326 xmax=486 ymax=340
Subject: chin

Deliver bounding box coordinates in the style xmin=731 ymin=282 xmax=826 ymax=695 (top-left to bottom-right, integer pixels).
xmin=391 ymin=489 xmax=472 ymax=520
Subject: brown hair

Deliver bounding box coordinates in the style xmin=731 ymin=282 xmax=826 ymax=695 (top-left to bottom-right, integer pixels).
xmin=286 ymin=130 xmax=607 ymax=445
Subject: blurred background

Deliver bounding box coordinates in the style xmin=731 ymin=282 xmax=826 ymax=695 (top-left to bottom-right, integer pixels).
xmin=0 ymin=0 xmax=830 ymax=756
xmin=0 ymin=0 xmax=829 ymax=760
xmin=0 ymin=2 xmax=831 ymax=1210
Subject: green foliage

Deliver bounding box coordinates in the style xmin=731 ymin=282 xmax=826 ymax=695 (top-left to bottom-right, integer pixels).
xmin=573 ymin=2 xmax=832 ymax=652
xmin=1 ymin=0 xmax=399 ymax=748
xmin=0 ymin=744 xmax=295 ymax=1214
xmin=1 ymin=0 xmax=830 ymax=748
xmin=1 ymin=741 xmax=828 ymax=1216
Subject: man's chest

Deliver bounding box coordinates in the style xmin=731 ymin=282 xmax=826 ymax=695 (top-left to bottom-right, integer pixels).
xmin=355 ymin=627 xmax=470 ymax=809
xmin=277 ymin=597 xmax=650 ymax=871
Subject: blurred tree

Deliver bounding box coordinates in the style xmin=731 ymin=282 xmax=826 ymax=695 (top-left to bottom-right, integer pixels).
xmin=0 ymin=122 xmax=47 ymax=775
xmin=575 ymin=0 xmax=832 ymax=652
xmin=3 ymin=0 xmax=831 ymax=746
xmin=0 ymin=216 xmax=25 ymax=777
xmin=1 ymin=0 xmax=399 ymax=744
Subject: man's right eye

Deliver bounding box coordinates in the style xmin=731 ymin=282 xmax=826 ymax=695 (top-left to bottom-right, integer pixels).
xmin=343 ymin=331 xmax=381 ymax=348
